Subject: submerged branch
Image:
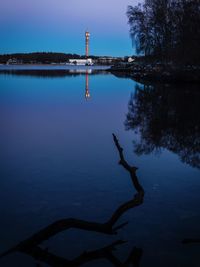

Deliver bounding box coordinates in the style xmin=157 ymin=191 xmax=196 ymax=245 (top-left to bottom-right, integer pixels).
xmin=0 ymin=134 xmax=144 ymax=267
xmin=112 ymin=133 xmax=144 ymax=194
xmin=18 ymin=240 xmax=143 ymax=267
xmin=19 ymin=240 xmax=125 ymax=267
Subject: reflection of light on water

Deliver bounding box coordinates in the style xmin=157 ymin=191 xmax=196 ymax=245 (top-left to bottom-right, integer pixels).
xmin=85 ymin=71 xmax=90 ymax=99
xmin=69 ymin=69 xmax=92 ymax=74
xmin=68 ymin=68 xmax=91 ymax=99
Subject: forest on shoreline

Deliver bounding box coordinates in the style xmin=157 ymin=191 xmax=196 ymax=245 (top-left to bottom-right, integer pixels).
xmin=127 ymin=0 xmax=200 ymax=65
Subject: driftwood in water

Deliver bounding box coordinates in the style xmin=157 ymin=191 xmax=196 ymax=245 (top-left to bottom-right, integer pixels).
xmin=0 ymin=134 xmax=144 ymax=266
xmin=18 ymin=241 xmax=143 ymax=267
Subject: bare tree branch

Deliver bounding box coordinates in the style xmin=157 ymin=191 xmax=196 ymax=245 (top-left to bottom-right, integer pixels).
xmin=0 ymin=134 xmax=144 ymax=267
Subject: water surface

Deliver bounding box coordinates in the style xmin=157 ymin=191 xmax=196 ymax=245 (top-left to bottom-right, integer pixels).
xmin=0 ymin=67 xmax=199 ymax=266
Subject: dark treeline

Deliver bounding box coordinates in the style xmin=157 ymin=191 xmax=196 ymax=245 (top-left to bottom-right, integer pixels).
xmin=0 ymin=52 xmax=100 ymax=64
xmin=0 ymin=52 xmax=124 ymax=65
xmin=127 ymin=0 xmax=200 ymax=64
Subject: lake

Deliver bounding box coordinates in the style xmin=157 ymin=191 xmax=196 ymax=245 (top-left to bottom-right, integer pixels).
xmin=0 ymin=65 xmax=199 ymax=267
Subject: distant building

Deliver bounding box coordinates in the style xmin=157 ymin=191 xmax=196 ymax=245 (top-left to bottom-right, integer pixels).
xmin=68 ymin=31 xmax=93 ymax=66
xmin=6 ymin=58 xmax=22 ymax=65
xmin=128 ymin=57 xmax=135 ymax=63
xmin=68 ymin=58 xmax=93 ymax=66
xmin=93 ymin=57 xmax=124 ymax=65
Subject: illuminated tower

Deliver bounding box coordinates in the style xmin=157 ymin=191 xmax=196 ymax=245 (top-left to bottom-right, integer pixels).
xmin=85 ymin=31 xmax=90 ymax=58
xmin=85 ymin=70 xmax=90 ymax=99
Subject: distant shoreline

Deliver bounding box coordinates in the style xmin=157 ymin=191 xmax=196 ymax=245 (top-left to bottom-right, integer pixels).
xmin=0 ymin=64 xmax=110 ymax=70
xmin=109 ymin=63 xmax=200 ymax=83
xmin=0 ymin=64 xmax=111 ymax=78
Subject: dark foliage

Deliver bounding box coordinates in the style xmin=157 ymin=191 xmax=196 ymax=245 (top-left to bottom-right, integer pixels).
xmin=0 ymin=52 xmax=100 ymax=64
xmin=127 ymin=0 xmax=200 ymax=64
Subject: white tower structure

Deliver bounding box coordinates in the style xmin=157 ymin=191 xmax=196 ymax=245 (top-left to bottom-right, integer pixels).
xmin=85 ymin=31 xmax=90 ymax=57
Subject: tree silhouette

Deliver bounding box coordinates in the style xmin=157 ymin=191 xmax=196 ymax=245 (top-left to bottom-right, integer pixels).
xmin=127 ymin=0 xmax=200 ymax=64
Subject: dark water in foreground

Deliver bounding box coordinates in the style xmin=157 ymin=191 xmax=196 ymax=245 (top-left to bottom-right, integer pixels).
xmin=0 ymin=66 xmax=199 ymax=267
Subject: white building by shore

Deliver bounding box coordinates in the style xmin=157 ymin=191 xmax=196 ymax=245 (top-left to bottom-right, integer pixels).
xmin=68 ymin=58 xmax=93 ymax=66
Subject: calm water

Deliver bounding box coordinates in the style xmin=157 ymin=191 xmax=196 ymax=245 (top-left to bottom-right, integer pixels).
xmin=0 ymin=66 xmax=199 ymax=267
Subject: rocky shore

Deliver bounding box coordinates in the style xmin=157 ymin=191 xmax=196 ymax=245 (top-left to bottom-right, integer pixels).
xmin=109 ymin=62 xmax=200 ymax=83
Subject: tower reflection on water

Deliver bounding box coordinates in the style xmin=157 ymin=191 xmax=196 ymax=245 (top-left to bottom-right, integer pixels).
xmin=85 ymin=70 xmax=90 ymax=99
xmin=68 ymin=68 xmax=91 ymax=100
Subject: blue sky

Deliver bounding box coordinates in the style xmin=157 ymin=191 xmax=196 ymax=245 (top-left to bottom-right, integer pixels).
xmin=0 ymin=0 xmax=140 ymax=56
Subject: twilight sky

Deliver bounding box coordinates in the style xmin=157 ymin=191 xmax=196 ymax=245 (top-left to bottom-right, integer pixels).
xmin=0 ymin=0 xmax=140 ymax=56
